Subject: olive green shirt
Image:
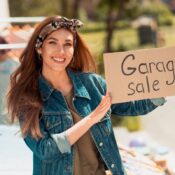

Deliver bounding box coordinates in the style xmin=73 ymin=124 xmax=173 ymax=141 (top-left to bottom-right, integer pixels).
xmin=64 ymin=90 xmax=106 ymax=175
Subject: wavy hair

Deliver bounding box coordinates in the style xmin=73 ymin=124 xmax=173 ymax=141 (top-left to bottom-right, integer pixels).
xmin=7 ymin=16 xmax=96 ymax=139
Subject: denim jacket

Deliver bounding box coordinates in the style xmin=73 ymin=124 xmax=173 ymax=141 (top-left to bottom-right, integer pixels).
xmin=22 ymin=69 xmax=163 ymax=175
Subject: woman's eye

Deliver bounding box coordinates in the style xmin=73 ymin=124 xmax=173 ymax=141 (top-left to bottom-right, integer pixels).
xmin=48 ymin=41 xmax=56 ymax=45
xmin=65 ymin=43 xmax=72 ymax=46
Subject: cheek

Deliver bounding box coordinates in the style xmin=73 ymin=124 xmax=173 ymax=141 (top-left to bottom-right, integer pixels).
xmin=65 ymin=47 xmax=74 ymax=57
xmin=42 ymin=48 xmax=54 ymax=58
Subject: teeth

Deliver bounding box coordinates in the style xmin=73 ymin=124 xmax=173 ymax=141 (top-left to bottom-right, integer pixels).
xmin=52 ymin=57 xmax=65 ymax=62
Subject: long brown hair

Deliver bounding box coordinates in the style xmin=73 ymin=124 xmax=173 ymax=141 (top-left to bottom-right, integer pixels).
xmin=7 ymin=16 xmax=96 ymax=139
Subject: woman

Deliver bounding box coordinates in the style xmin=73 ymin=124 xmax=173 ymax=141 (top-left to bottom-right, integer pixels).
xmin=7 ymin=16 xmax=165 ymax=175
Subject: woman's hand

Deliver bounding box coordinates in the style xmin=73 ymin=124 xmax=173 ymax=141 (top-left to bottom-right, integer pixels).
xmin=64 ymin=93 xmax=111 ymax=146
xmin=89 ymin=93 xmax=112 ymax=125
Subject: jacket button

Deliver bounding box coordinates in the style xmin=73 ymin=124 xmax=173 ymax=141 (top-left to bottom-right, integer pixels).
xmin=111 ymin=164 xmax=115 ymax=168
xmin=99 ymin=142 xmax=103 ymax=147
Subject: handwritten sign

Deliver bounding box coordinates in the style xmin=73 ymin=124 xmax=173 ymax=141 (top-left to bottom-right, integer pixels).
xmin=104 ymin=47 xmax=175 ymax=103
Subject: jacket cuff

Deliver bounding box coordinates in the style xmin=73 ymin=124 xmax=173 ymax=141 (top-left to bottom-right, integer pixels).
xmin=150 ymin=97 xmax=166 ymax=106
xmin=51 ymin=132 xmax=71 ymax=154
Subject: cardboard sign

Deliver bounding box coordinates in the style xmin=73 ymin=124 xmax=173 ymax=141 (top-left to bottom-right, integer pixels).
xmin=104 ymin=47 xmax=175 ymax=103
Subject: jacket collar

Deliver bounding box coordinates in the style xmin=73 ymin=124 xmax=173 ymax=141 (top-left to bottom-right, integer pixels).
xmin=39 ymin=74 xmax=54 ymax=101
xmin=67 ymin=69 xmax=91 ymax=100
xmin=39 ymin=69 xmax=91 ymax=101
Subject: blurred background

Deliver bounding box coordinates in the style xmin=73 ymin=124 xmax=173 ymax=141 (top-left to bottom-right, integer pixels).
xmin=1 ymin=0 xmax=175 ymax=174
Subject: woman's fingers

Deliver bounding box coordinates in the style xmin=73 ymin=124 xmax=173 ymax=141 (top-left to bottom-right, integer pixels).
xmin=99 ymin=94 xmax=111 ymax=107
xmin=91 ymin=94 xmax=111 ymax=122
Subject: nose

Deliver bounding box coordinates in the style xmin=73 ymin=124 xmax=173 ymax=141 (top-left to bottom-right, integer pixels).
xmin=57 ymin=44 xmax=65 ymax=55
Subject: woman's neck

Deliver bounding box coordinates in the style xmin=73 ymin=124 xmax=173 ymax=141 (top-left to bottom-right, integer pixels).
xmin=42 ymin=69 xmax=73 ymax=95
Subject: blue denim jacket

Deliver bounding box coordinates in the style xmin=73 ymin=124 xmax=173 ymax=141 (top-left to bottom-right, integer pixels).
xmin=22 ymin=69 xmax=162 ymax=175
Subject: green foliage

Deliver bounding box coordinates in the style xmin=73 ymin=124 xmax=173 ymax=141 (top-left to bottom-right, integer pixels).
xmin=8 ymin=0 xmax=78 ymax=18
xmin=96 ymin=0 xmax=131 ymax=21
xmin=111 ymin=116 xmax=141 ymax=131
xmin=9 ymin=0 xmax=60 ymax=16
xmin=81 ymin=22 xmax=105 ymax=33
xmin=111 ymin=115 xmax=123 ymax=127
xmin=122 ymin=117 xmax=141 ymax=131
xmin=98 ymin=0 xmax=121 ymax=11
xmin=95 ymin=5 xmax=108 ymax=21
xmin=116 ymin=40 xmax=128 ymax=51
xmin=158 ymin=13 xmax=173 ymax=26
xmin=138 ymin=1 xmax=173 ymax=26
xmin=78 ymin=8 xmax=88 ymax=23
xmin=115 ymin=20 xmax=131 ymax=29
xmin=96 ymin=53 xmax=104 ymax=75
xmin=96 ymin=0 xmax=173 ymax=27
xmin=123 ymin=0 xmax=141 ymax=19
xmin=81 ymin=20 xmax=130 ymax=34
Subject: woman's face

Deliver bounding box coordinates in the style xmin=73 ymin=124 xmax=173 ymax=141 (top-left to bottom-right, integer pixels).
xmin=38 ymin=28 xmax=74 ymax=74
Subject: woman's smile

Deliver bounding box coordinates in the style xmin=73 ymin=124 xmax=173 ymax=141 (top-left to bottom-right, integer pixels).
xmin=51 ymin=56 xmax=66 ymax=63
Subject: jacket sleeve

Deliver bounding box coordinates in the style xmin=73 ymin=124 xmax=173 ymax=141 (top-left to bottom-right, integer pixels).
xmin=111 ymin=100 xmax=158 ymax=116
xmin=96 ymin=74 xmax=165 ymax=116
xmin=19 ymin=117 xmax=71 ymax=162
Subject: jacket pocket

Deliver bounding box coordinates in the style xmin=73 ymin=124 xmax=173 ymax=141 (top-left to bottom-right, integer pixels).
xmin=43 ymin=112 xmax=70 ymax=134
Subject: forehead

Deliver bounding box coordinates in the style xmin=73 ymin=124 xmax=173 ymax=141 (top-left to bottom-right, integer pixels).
xmin=46 ymin=28 xmax=74 ymax=40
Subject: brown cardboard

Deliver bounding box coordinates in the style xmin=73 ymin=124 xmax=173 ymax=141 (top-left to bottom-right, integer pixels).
xmin=103 ymin=47 xmax=175 ymax=103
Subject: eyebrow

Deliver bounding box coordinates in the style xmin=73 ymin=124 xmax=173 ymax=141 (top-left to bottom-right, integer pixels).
xmin=65 ymin=39 xmax=73 ymax=42
xmin=46 ymin=37 xmax=73 ymax=42
xmin=46 ymin=37 xmax=58 ymax=41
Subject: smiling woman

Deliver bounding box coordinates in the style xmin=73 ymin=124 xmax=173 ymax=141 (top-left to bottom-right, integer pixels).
xmin=37 ymin=29 xmax=74 ymax=76
xmin=7 ymin=16 xmax=165 ymax=175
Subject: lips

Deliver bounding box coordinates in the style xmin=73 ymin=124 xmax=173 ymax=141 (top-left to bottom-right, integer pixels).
xmin=51 ymin=57 xmax=65 ymax=63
